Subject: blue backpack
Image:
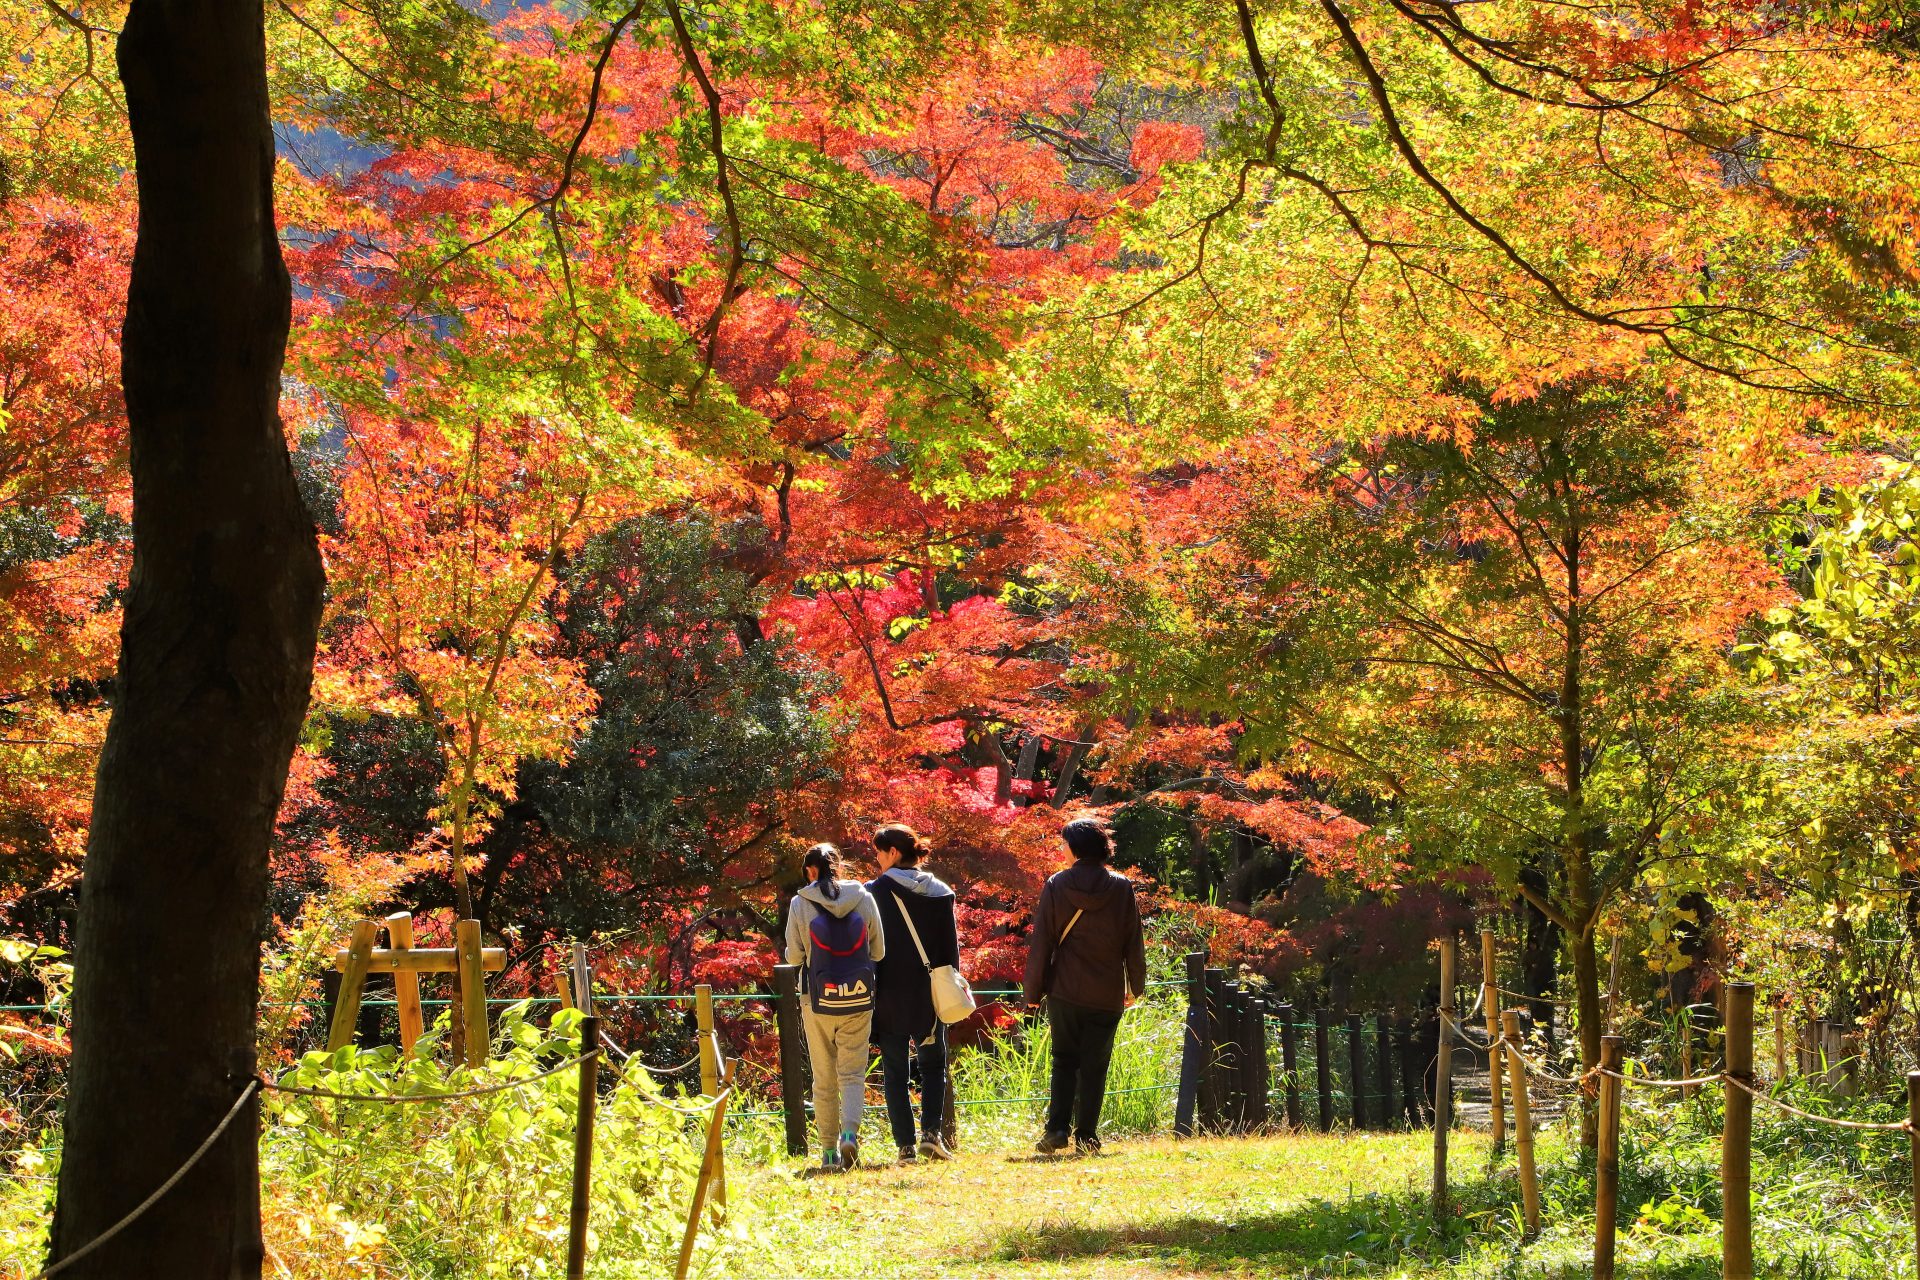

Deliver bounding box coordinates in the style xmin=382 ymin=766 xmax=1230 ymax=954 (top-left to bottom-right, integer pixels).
xmin=806 ymin=905 xmax=876 ymax=1015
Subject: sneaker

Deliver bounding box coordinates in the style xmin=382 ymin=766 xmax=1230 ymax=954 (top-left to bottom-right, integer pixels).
xmin=917 ymin=1133 xmax=953 ymax=1161
xmin=837 ymin=1132 xmax=860 ymax=1170
xmin=819 ymin=1150 xmax=840 ymax=1173
xmin=1034 ymin=1130 xmax=1071 ymax=1155
xmin=897 ymin=1144 xmax=918 ymax=1163
xmin=1074 ymin=1135 xmax=1103 ymax=1156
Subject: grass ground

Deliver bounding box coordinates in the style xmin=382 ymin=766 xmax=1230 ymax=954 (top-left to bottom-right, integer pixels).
xmin=734 ymin=1128 xmax=1493 ymax=1279
xmin=729 ymin=1115 xmax=1911 ymax=1280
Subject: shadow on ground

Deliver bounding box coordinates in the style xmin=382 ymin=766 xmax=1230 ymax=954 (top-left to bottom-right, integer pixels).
xmin=981 ymin=1180 xmax=1728 ymax=1279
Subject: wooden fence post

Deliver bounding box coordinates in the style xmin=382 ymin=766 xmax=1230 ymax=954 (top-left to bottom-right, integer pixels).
xmin=1346 ymin=1013 xmax=1367 ymax=1130
xmin=1502 ymin=1010 xmax=1540 ymax=1237
xmin=1175 ymin=951 xmax=1208 ymax=1137
xmin=1221 ymin=982 xmax=1247 ymax=1131
xmin=1482 ymin=929 xmax=1504 ymax=1152
xmin=1278 ymin=1003 xmax=1302 ymax=1128
xmin=1907 ymin=1071 xmax=1920 ymax=1280
xmin=1245 ymin=996 xmax=1271 ymax=1130
xmin=385 ymin=913 xmax=424 ymax=1055
xmin=695 ymin=983 xmax=719 ymax=1098
xmin=1723 ymin=982 xmax=1754 ymax=1280
xmin=1595 ymin=1034 xmax=1625 ymax=1280
xmin=566 ymin=1014 xmax=601 ymax=1280
xmin=772 ymin=964 xmax=808 ymax=1157
xmin=1203 ymin=967 xmax=1228 ymax=1131
xmin=455 ymin=919 xmax=489 ymax=1067
xmin=1397 ymin=1015 xmax=1424 ymax=1127
xmin=327 ymin=919 xmax=378 ymax=1052
xmin=1432 ymin=936 xmax=1455 ymax=1221
xmin=1314 ymin=1009 xmax=1334 ymax=1132
xmin=1375 ymin=1014 xmax=1396 ymax=1130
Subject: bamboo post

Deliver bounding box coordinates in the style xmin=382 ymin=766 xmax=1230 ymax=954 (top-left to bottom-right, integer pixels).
xmin=1278 ymin=1003 xmax=1302 ymax=1128
xmin=1175 ymin=951 xmax=1208 ymax=1137
xmin=1433 ymin=936 xmax=1455 ymax=1220
xmin=553 ymin=957 xmax=575 ymax=1011
xmin=1482 ymin=929 xmax=1504 ymax=1151
xmin=1503 ymin=1010 xmax=1540 ymax=1237
xmin=455 ymin=920 xmax=490 ymax=1066
xmin=1347 ymin=1012 xmax=1368 ymax=1130
xmin=1375 ymin=1014 xmax=1396 ymax=1130
xmin=1723 ymin=982 xmax=1754 ymax=1280
xmin=1314 ymin=1009 xmax=1334 ymax=1131
xmin=695 ymin=983 xmax=719 ymax=1098
xmin=1771 ymin=1001 xmax=1786 ymax=1082
xmin=1595 ymin=1034 xmax=1625 ymax=1280
xmin=1907 ymin=1071 xmax=1920 ymax=1280
xmin=566 ymin=1014 xmax=601 ymax=1280
xmin=383 ymin=913 xmax=424 ymax=1055
xmin=327 ymin=920 xmax=379 ymax=1052
xmin=772 ymin=964 xmax=808 ymax=1156
xmin=570 ymin=942 xmax=592 ymax=1013
xmin=673 ymin=1063 xmax=735 ymax=1280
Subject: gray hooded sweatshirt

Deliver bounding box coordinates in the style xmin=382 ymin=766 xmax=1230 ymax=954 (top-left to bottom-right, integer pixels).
xmin=784 ymin=878 xmax=886 ymax=972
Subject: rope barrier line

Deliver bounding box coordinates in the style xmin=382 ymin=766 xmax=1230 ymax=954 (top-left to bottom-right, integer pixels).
xmin=28 ymin=1079 xmax=260 ymax=1280
xmin=1723 ymin=1074 xmax=1913 ymax=1131
xmin=1599 ymin=1066 xmax=1722 ymax=1090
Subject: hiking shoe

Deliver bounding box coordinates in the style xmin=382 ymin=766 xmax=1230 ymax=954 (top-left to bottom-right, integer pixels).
xmin=837 ymin=1133 xmax=860 ymax=1170
xmin=918 ymin=1134 xmax=954 ymax=1161
xmin=1034 ymin=1130 xmax=1071 ymax=1155
xmin=1074 ymin=1135 xmax=1103 ymax=1156
xmin=897 ymin=1144 xmax=918 ymax=1164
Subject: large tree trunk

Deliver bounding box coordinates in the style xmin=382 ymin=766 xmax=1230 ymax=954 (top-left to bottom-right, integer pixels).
xmin=48 ymin=0 xmax=324 ymax=1272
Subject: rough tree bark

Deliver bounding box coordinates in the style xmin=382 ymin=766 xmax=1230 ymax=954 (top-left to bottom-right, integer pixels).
xmin=48 ymin=0 xmax=325 ymax=1271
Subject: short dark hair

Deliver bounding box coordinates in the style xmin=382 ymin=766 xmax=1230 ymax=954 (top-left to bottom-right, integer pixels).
xmin=873 ymin=823 xmax=924 ymax=866
xmin=1061 ymin=819 xmax=1111 ymax=864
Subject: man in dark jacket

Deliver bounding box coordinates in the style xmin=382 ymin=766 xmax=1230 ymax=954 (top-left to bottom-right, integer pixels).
xmin=867 ymin=823 xmax=959 ymax=1162
xmin=1022 ymin=819 xmax=1147 ymax=1154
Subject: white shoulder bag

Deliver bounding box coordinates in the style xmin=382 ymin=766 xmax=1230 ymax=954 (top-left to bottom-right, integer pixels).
xmin=893 ymin=892 xmax=976 ymax=1024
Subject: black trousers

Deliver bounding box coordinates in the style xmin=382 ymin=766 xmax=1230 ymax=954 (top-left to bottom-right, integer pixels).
xmin=1044 ymin=997 xmax=1123 ymax=1140
xmin=875 ymin=1025 xmax=948 ymax=1149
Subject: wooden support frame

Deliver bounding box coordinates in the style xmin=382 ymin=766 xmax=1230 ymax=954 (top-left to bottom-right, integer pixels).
xmin=329 ymin=915 xmax=499 ymax=1063
xmin=673 ymin=1059 xmax=736 ymax=1280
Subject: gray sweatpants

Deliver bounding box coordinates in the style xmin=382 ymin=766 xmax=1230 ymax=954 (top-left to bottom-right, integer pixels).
xmin=801 ymin=1005 xmax=872 ymax=1146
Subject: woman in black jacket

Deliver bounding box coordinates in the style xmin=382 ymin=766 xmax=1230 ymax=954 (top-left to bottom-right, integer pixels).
xmin=866 ymin=823 xmax=960 ymax=1162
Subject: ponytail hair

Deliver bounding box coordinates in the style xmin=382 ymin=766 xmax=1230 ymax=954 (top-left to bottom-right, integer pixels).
xmin=803 ymin=842 xmax=843 ymax=899
xmin=873 ymin=823 xmax=925 ymax=866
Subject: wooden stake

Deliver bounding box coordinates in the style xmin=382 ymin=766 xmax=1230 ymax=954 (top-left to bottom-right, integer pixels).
xmin=553 ymin=958 xmax=575 ymax=1011
xmin=1907 ymin=1070 xmax=1920 ymax=1280
xmin=1278 ymin=1003 xmax=1301 ymax=1128
xmin=1482 ymin=929 xmax=1504 ymax=1151
xmin=1347 ymin=1012 xmax=1368 ymax=1130
xmin=455 ymin=919 xmax=489 ymax=1067
xmin=565 ymin=1014 xmax=601 ymax=1280
xmin=327 ymin=919 xmax=378 ymax=1052
xmin=1375 ymin=1014 xmax=1397 ymax=1130
xmin=772 ymin=964 xmax=808 ymax=1157
xmin=1313 ymin=1009 xmax=1333 ymax=1132
xmin=1246 ymin=997 xmax=1271 ymax=1130
xmin=1595 ymin=1034 xmax=1625 ymax=1280
xmin=1433 ymin=936 xmax=1455 ymax=1221
xmin=385 ymin=913 xmax=423 ymax=1055
xmin=673 ymin=1062 xmax=735 ymax=1280
xmin=1723 ymin=982 xmax=1754 ymax=1280
xmin=570 ymin=942 xmax=592 ymax=1014
xmin=1503 ymin=1010 xmax=1539 ymax=1237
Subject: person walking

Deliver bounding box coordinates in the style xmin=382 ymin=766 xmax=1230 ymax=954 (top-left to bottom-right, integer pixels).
xmin=1022 ymin=819 xmax=1147 ymax=1156
xmin=784 ymin=842 xmax=885 ymax=1171
xmin=866 ymin=823 xmax=959 ymax=1163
